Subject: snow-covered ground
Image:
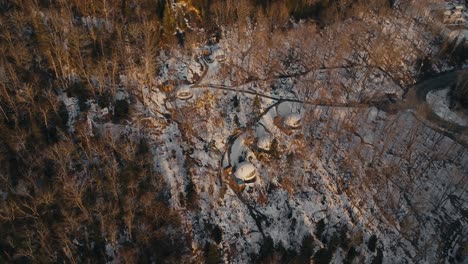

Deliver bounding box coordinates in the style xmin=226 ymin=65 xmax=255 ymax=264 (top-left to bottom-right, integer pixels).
xmin=427 ymin=88 xmax=468 ymax=126
xmin=52 ymin=2 xmax=468 ymax=262
xmin=142 ymin=52 xmax=467 ymax=262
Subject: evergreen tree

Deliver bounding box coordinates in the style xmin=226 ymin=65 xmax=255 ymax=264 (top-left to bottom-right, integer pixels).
xmin=270 ymin=137 xmax=280 ymax=159
xmin=162 ymin=2 xmax=176 ymax=40
xmin=253 ymin=95 xmax=261 ymax=116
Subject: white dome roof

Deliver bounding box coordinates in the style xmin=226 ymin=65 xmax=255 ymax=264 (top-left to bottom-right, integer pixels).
xmin=283 ymin=113 xmax=302 ymax=128
xmin=257 ymin=135 xmax=272 ymax=151
xmin=176 ymin=86 xmax=193 ymax=100
xmin=234 ymin=162 xmax=256 ymax=181
xmin=212 ymin=48 xmax=224 ymax=55
xmin=213 ymin=49 xmax=226 ymax=61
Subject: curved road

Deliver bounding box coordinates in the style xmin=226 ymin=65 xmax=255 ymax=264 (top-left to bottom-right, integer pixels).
xmin=398 ymin=70 xmax=468 ymax=147
xmin=193 ymin=57 xmax=468 ymax=147
xmin=159 ymin=55 xmax=468 ymax=239
xmin=172 ymin=57 xmax=468 ymax=182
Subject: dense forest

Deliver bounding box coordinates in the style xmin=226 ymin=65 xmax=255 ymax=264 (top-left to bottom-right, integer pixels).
xmin=1 ymin=0 xmax=467 ymax=263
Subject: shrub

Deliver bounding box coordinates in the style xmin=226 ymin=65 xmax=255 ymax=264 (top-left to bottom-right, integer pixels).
xmin=212 ymin=225 xmax=223 ymax=244
xmin=313 ymin=247 xmax=333 ymax=264
xmin=367 ymin=234 xmax=378 ymax=253
xmin=205 ymin=243 xmax=222 ymax=264
xmin=315 ymin=219 xmax=326 ymax=241
xmin=298 ymin=234 xmax=315 ymax=262
xmin=57 ymin=102 xmax=69 ymax=129
xmin=344 ymin=246 xmax=358 ymax=264
xmin=113 ymin=99 xmax=129 ymax=123
xmin=255 ymin=236 xmax=274 ymax=262
xmin=185 ymin=176 xmax=199 ymax=210
xmin=232 ymin=95 xmax=239 ymax=109
xmin=66 ymin=80 xmax=91 ymax=111
xmin=253 ymin=95 xmax=261 ymax=115
xmin=454 ymin=73 xmax=468 ymax=108
xmin=372 ymin=248 xmax=384 ymax=264
xmin=137 ymin=139 xmax=150 ymax=155
xmin=269 ymin=138 xmax=280 ymax=159
xmin=97 ymin=91 xmax=112 ymax=108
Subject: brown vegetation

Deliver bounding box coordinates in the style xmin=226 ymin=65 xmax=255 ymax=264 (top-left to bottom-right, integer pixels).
xmin=0 ymin=0 xmax=465 ymax=262
xmin=0 ymin=1 xmax=194 ymax=262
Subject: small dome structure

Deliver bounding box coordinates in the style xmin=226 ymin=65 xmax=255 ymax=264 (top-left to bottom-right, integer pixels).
xmin=455 ymin=17 xmax=466 ymax=24
xmin=176 ymin=86 xmax=193 ymax=100
xmin=234 ymin=162 xmax=256 ymax=183
xmin=213 ymin=49 xmax=226 ymax=62
xmin=256 ymin=135 xmax=272 ymax=151
xmin=201 ymin=47 xmax=212 ymax=56
xmin=283 ymin=113 xmax=302 ymax=129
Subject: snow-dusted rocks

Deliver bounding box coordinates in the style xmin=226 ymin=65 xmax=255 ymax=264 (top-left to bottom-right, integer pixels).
xmin=175 ymin=85 xmax=193 ymax=100
xmin=283 ymin=113 xmax=302 ymax=129
xmin=234 ymin=162 xmax=257 ymax=183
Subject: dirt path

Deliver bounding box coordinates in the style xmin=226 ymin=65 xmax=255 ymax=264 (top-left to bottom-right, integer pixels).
xmin=163 ymin=54 xmax=468 ymax=248
xmin=396 ymin=70 xmax=468 ymax=147
xmin=168 ymin=55 xmax=468 ymax=186
xmin=192 ymin=58 xmax=209 ymax=86
xmin=193 ymin=84 xmax=370 ymax=109
xmin=189 ymin=57 xmax=468 ymax=173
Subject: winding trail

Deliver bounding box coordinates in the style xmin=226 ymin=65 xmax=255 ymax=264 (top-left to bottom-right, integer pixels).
xmin=396 ymin=70 xmax=468 ymax=147
xmin=157 ymin=53 xmax=468 ymax=252
xmin=193 ymin=84 xmax=370 ymax=109
xmin=185 ymin=57 xmax=468 ymax=181
xmin=192 ymin=57 xmax=371 ymax=108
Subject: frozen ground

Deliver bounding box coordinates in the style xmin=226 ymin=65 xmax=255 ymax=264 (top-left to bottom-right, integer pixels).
xmin=134 ymin=47 xmax=468 ymax=263
xmin=54 ymin=2 xmax=468 ymax=262
xmin=56 ymin=57 xmax=468 ymax=264
xmin=427 ymin=88 xmax=468 ymax=126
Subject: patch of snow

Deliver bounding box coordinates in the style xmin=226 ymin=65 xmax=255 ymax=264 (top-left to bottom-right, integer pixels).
xmin=105 ymin=242 xmax=115 ymax=260
xmin=115 ymin=89 xmax=129 ymax=101
xmin=256 ymin=135 xmax=272 ymax=151
xmin=426 ymin=88 xmax=468 ymax=126
xmin=367 ymin=107 xmax=380 ymax=123
xmin=60 ymin=93 xmax=80 ymax=133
